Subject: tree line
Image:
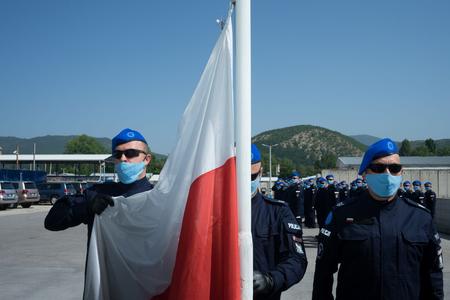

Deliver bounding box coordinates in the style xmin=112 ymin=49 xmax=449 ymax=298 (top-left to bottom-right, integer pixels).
xmin=399 ymin=138 xmax=450 ymax=156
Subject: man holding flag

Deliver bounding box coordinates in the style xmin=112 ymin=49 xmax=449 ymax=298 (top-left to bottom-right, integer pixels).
xmin=251 ymin=144 xmax=307 ymax=299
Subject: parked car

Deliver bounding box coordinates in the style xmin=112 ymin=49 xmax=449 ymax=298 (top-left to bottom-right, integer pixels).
xmin=0 ymin=181 xmax=19 ymax=210
xmin=11 ymin=181 xmax=40 ymax=208
xmin=37 ymin=182 xmax=77 ymax=205
xmin=69 ymin=182 xmax=87 ymax=195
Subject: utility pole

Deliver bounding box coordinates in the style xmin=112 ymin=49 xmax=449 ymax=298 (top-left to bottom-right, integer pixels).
xmin=261 ymin=143 xmax=279 ymax=193
xmin=13 ymin=145 xmax=19 ymax=170
xmin=33 ymin=143 xmax=36 ymax=171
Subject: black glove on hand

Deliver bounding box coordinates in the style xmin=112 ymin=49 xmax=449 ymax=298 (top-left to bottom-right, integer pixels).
xmin=89 ymin=193 xmax=114 ymax=215
xmin=253 ymin=271 xmax=274 ymax=295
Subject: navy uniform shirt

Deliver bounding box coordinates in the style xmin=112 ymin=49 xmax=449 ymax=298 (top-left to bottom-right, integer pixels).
xmin=424 ymin=190 xmax=437 ymax=218
xmin=45 ymin=177 xmax=153 ymax=242
xmin=312 ymin=190 xmax=444 ymax=300
xmin=285 ymin=183 xmax=305 ymax=219
xmin=252 ymin=192 xmax=308 ymax=300
xmin=412 ymin=190 xmax=425 ymax=205
xmin=315 ymin=187 xmax=335 ymax=228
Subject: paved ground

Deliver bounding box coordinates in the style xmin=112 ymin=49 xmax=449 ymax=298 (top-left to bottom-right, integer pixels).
xmin=0 ymin=205 xmax=448 ymax=299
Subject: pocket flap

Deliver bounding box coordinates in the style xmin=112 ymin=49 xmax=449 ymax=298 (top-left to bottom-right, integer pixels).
xmin=402 ymin=231 xmax=428 ymax=244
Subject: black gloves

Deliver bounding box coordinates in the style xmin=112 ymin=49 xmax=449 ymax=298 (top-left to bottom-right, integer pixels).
xmin=253 ymin=271 xmax=274 ymax=295
xmin=89 ymin=193 xmax=114 ymax=215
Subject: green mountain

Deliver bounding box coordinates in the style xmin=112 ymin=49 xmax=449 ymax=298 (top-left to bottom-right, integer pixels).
xmin=252 ymin=125 xmax=366 ymax=176
xmin=0 ymin=135 xmax=166 ymax=159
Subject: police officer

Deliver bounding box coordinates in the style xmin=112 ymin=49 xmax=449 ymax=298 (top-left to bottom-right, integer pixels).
xmin=399 ymin=180 xmax=414 ymax=199
xmin=284 ymin=171 xmax=305 ymax=222
xmin=45 ymin=128 xmax=154 ymax=252
xmin=303 ymin=178 xmax=316 ymax=228
xmin=251 ymin=144 xmax=307 ymax=300
xmin=314 ymin=177 xmax=334 ymax=230
xmin=312 ymin=138 xmax=443 ymax=300
xmin=424 ymin=181 xmax=437 ymax=218
xmin=326 ymin=174 xmax=340 ymax=205
xmin=272 ymin=179 xmax=288 ymax=202
xmin=350 ymin=178 xmax=365 ymax=198
xmin=338 ymin=180 xmax=349 ymax=202
xmin=411 ymin=180 xmax=425 ymax=205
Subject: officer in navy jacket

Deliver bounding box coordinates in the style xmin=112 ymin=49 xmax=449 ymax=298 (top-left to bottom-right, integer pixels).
xmin=250 ymin=144 xmax=307 ymax=300
xmin=45 ymin=128 xmax=154 ymax=247
xmin=312 ymin=138 xmax=443 ymax=300
xmin=424 ymin=181 xmax=437 ymax=219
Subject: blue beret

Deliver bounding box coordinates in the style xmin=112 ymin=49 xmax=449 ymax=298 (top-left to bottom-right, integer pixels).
xmin=317 ymin=177 xmax=326 ymax=183
xmin=251 ymin=144 xmax=261 ymax=164
xmin=403 ymin=180 xmax=411 ymax=185
xmin=326 ymin=174 xmax=334 ymax=179
xmin=424 ymin=181 xmax=432 ymax=186
xmin=291 ymin=171 xmax=300 ymax=177
xmin=358 ymin=138 xmax=399 ymax=175
xmin=412 ymin=180 xmax=422 ymax=186
xmin=112 ymin=128 xmax=147 ymax=151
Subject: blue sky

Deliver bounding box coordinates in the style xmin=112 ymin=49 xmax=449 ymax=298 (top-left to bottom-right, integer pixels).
xmin=1 ymin=0 xmax=449 ymax=154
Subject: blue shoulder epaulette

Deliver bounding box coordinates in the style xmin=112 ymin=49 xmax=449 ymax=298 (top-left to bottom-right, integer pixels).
xmin=402 ymin=197 xmax=431 ymax=213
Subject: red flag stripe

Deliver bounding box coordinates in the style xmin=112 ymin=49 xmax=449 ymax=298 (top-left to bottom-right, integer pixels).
xmin=154 ymin=157 xmax=240 ymax=300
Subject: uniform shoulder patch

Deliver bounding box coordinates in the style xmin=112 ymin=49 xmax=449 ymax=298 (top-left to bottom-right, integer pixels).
xmin=402 ymin=197 xmax=431 ymax=213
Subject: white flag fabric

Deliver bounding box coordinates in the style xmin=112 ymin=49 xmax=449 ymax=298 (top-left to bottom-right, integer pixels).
xmin=84 ymin=10 xmax=240 ymax=300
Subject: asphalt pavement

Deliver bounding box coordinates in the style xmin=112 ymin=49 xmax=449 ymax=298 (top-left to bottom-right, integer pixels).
xmin=0 ymin=205 xmax=448 ymax=300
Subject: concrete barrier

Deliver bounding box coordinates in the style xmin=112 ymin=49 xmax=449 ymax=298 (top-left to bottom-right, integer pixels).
xmin=435 ymin=198 xmax=450 ymax=234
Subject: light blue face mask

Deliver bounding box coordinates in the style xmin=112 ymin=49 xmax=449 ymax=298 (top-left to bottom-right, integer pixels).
xmin=366 ymin=173 xmax=402 ymax=198
xmin=317 ymin=182 xmax=325 ymax=188
xmin=413 ymin=185 xmax=421 ymax=192
xmin=425 ymin=186 xmax=431 ymax=191
xmin=251 ymin=177 xmax=260 ymax=196
xmin=115 ymin=161 xmax=146 ymax=184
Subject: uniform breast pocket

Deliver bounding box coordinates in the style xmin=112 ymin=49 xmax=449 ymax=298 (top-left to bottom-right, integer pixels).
xmin=338 ymin=225 xmax=371 ymax=261
xmin=400 ymin=231 xmax=428 ymax=270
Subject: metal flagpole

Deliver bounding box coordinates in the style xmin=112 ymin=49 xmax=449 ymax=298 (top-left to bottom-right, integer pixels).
xmin=235 ymin=0 xmax=253 ymax=299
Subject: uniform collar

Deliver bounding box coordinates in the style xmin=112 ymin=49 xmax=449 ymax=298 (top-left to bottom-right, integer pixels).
xmin=366 ymin=191 xmax=398 ymax=210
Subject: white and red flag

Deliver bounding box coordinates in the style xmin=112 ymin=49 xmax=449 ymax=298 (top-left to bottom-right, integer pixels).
xmin=84 ymin=10 xmax=240 ymax=300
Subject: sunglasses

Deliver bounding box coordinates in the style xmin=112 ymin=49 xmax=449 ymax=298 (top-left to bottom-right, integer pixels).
xmin=368 ymin=163 xmax=402 ymax=174
xmin=251 ymin=172 xmax=260 ymax=181
xmin=113 ymin=149 xmax=147 ymax=159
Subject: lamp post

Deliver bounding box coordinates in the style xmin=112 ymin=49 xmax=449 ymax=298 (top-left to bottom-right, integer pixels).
xmin=13 ymin=145 xmax=19 ymax=170
xmin=261 ymin=143 xmax=279 ymax=192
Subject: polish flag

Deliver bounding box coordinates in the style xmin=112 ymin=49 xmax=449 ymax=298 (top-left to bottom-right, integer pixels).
xmin=83 ymin=11 xmax=240 ymax=300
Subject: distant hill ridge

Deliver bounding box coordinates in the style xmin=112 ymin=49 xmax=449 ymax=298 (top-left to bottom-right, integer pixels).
xmin=252 ymin=125 xmax=366 ymax=168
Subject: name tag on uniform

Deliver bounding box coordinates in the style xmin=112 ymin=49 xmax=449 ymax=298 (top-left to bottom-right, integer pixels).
xmin=288 ymin=223 xmax=301 ymax=230
xmin=320 ymin=228 xmax=331 ymax=237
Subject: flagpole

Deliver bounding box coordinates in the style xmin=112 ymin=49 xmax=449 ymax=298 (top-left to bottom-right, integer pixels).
xmin=235 ymin=0 xmax=253 ymax=299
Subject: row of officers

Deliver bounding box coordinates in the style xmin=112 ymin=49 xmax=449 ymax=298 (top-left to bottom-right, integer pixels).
xmin=271 ymin=173 xmax=437 ymax=230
